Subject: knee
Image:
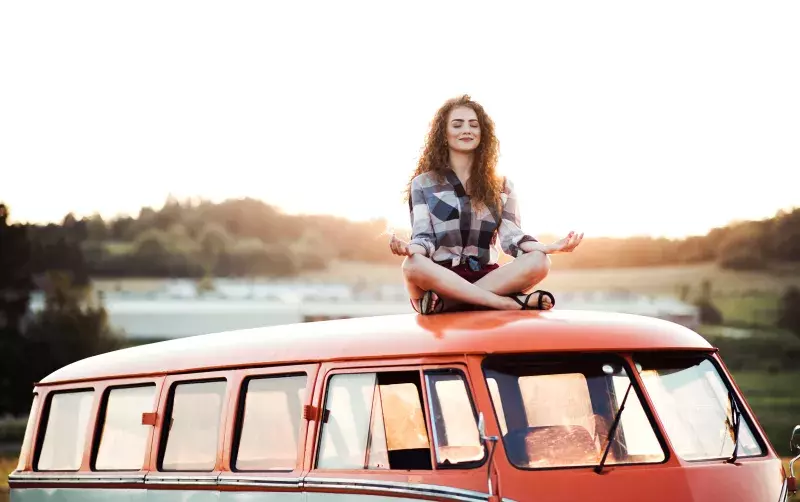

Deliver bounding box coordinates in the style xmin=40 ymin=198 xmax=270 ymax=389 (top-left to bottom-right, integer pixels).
xmin=402 ymin=254 xmax=424 ymax=282
xmin=522 ymin=251 xmax=550 ymax=282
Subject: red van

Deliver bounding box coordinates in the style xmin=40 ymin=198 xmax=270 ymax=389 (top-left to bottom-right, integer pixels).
xmin=9 ymin=309 xmax=800 ymax=501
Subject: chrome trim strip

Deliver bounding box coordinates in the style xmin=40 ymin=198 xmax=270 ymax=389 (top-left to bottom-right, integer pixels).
xmin=145 ymin=474 xmax=219 ymax=485
xmin=8 ymin=473 xmax=145 ymax=484
xmin=303 ymin=476 xmax=487 ymax=501
xmin=218 ymin=475 xmax=302 ymax=488
xmin=10 ymin=472 xmax=508 ymax=501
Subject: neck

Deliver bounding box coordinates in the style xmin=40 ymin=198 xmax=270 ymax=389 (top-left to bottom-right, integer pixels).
xmin=447 ymin=149 xmax=473 ymax=184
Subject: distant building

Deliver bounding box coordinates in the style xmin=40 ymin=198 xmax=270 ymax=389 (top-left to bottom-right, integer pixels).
xmin=28 ymin=282 xmax=700 ymax=340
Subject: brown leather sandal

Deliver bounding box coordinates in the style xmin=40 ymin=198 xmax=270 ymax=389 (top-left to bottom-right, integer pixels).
xmin=509 ymin=290 xmax=555 ymax=310
xmin=418 ymin=290 xmax=445 ymax=315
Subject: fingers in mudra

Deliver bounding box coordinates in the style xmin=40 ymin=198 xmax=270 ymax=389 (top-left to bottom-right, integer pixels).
xmin=562 ymin=231 xmax=584 ymax=252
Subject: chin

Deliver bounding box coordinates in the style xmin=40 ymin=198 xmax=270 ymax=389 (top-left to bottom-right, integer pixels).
xmin=451 ymin=143 xmax=479 ymax=153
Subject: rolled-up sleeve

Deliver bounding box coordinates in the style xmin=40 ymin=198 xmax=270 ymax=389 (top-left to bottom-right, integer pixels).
xmin=407 ymin=176 xmax=437 ymax=257
xmin=497 ymin=177 xmax=537 ymax=257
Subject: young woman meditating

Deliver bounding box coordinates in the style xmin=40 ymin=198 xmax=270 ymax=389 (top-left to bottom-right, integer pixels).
xmin=389 ymin=95 xmax=583 ymax=315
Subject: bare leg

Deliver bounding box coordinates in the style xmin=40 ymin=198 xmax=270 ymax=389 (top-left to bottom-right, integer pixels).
xmin=440 ymin=251 xmax=553 ymax=311
xmin=473 ymin=251 xmax=551 ymax=296
xmin=402 ymin=252 xmax=552 ymax=311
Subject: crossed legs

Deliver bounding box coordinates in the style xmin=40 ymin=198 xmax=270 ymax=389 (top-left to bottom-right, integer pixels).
xmin=402 ymin=251 xmax=553 ymax=312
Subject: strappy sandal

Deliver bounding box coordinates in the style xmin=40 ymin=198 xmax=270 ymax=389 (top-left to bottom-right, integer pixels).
xmin=417 ymin=290 xmax=445 ymax=315
xmin=509 ymin=290 xmax=555 ymax=310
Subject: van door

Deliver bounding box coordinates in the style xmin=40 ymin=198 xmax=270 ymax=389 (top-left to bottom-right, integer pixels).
xmin=303 ymin=361 xmax=491 ymax=502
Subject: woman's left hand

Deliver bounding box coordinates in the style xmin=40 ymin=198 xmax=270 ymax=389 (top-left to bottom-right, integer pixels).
xmin=548 ymin=231 xmax=584 ymax=253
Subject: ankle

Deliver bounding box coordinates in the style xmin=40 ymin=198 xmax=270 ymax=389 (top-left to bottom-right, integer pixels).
xmin=497 ymin=296 xmax=517 ymax=310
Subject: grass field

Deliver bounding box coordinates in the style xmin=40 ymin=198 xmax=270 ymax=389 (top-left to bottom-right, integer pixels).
xmin=1 ymin=457 xmax=15 ymax=497
xmin=712 ymin=293 xmax=782 ymax=327
xmin=733 ymin=372 xmax=800 ymax=456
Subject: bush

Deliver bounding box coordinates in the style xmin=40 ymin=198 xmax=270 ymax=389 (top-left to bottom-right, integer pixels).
xmin=0 ymin=419 xmax=26 ymax=444
xmin=696 ymin=300 xmax=723 ymax=324
xmin=778 ymin=286 xmax=800 ymax=338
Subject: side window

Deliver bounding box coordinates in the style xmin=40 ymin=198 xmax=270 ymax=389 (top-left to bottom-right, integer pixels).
xmin=425 ymin=370 xmax=485 ymax=467
xmin=160 ymin=380 xmax=227 ymax=471
xmin=94 ymin=384 xmax=157 ymax=471
xmin=37 ymin=390 xmax=94 ymax=471
xmin=316 ymin=371 xmax=432 ymax=471
xmin=234 ymin=374 xmax=307 ymax=471
xmin=16 ymin=394 xmax=39 ymax=471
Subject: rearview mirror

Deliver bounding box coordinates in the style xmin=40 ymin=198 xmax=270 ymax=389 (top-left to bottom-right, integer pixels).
xmin=788 ymin=425 xmax=800 ymax=494
xmin=477 ymin=411 xmax=500 ymax=501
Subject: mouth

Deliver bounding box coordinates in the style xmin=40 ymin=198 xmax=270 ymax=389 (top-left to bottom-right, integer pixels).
xmin=459 ymin=137 xmax=474 ymax=142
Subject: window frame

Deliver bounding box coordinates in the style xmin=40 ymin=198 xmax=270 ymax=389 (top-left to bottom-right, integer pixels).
xmin=222 ymin=363 xmax=319 ymax=482
xmin=423 ymin=367 xmax=488 ymax=470
xmin=480 ymin=351 xmax=671 ymax=472
xmin=631 ymin=350 xmax=769 ymax=463
xmin=15 ymin=393 xmax=40 ymax=472
xmin=90 ymin=382 xmax=160 ymax=472
xmin=32 ymin=387 xmax=96 ymax=472
xmin=148 ymin=370 xmax=234 ymax=481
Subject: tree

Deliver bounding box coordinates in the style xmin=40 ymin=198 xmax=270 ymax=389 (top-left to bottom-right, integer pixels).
xmin=0 ymin=203 xmax=35 ymax=414
xmin=777 ymin=286 xmax=800 ymax=338
xmin=694 ymin=279 xmax=723 ymax=325
xmin=717 ymin=223 xmax=768 ymax=270
xmin=85 ymin=213 xmax=109 ymax=241
xmin=24 ymin=272 xmax=124 ymax=393
xmin=198 ymin=223 xmax=232 ymax=274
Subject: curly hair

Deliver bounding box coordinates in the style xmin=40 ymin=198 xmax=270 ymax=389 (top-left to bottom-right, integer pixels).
xmin=405 ymin=94 xmax=503 ymax=211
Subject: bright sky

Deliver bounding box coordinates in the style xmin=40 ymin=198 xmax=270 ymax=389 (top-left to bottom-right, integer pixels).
xmin=2 ymin=1 xmax=798 ymax=239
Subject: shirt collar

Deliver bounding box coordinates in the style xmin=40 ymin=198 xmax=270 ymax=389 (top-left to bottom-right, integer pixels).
xmin=443 ymin=168 xmax=468 ymax=198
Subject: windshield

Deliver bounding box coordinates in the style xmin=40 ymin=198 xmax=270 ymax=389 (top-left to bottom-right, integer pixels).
xmin=483 ymin=354 xmax=665 ymax=469
xmin=633 ymin=352 xmax=763 ymax=461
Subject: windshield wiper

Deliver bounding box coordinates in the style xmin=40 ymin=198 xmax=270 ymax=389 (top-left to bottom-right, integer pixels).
xmin=725 ymin=389 xmax=741 ymax=463
xmin=595 ymin=382 xmax=632 ymax=474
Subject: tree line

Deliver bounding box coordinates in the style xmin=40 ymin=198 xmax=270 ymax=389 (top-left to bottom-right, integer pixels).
xmin=12 ymin=196 xmax=800 ymax=281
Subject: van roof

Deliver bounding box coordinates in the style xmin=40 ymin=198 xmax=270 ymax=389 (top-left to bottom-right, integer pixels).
xmin=38 ymin=309 xmax=713 ymax=386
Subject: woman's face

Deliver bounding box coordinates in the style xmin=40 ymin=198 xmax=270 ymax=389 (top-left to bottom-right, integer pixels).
xmin=445 ymin=106 xmax=481 ymax=153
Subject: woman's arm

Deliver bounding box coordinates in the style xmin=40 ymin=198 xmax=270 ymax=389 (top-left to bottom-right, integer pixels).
xmin=496 ymin=177 xmax=539 ymax=257
xmin=397 ymin=176 xmax=436 ymax=257
xmin=519 ymin=231 xmax=584 ymax=255
xmin=519 ymin=240 xmax=554 ymax=254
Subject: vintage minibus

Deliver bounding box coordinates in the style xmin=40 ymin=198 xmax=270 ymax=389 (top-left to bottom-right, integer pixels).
xmin=9 ymin=309 xmax=800 ymax=501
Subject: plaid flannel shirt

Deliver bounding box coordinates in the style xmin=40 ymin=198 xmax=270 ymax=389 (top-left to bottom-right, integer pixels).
xmin=408 ymin=170 xmax=537 ymax=267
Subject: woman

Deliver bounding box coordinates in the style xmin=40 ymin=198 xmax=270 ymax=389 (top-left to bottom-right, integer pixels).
xmin=389 ymin=95 xmax=583 ymax=315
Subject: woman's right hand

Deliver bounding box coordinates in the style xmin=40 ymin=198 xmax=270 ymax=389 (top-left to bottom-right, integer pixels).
xmin=390 ymin=234 xmax=424 ymax=256
xmin=389 ymin=234 xmax=411 ymax=256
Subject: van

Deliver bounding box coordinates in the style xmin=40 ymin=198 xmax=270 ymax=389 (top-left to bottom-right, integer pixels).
xmin=9 ymin=309 xmax=800 ymax=501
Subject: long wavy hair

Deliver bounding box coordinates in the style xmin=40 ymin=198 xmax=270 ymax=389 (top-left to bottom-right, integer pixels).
xmin=405 ymin=94 xmax=503 ymax=211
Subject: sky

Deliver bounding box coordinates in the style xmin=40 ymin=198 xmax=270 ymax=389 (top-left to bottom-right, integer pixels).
xmin=2 ymin=0 xmax=799 ymax=239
